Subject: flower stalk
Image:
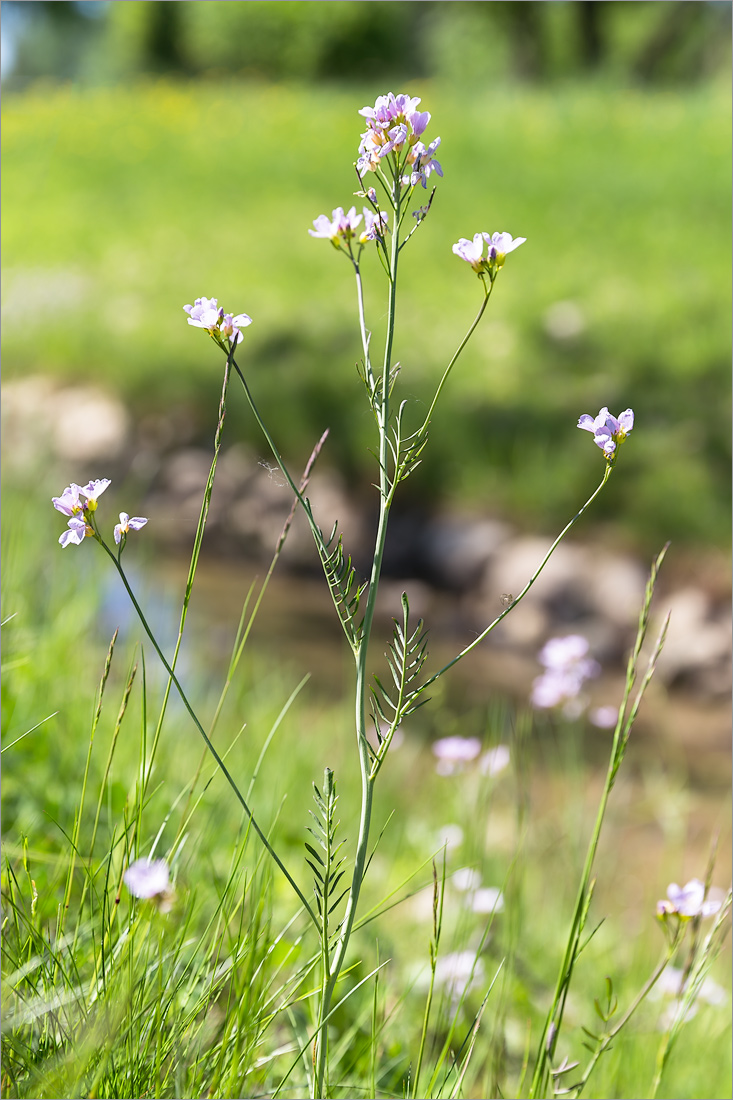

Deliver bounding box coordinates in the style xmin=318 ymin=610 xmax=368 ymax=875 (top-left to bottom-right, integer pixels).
xmin=49 ymin=89 xmax=643 ymax=1100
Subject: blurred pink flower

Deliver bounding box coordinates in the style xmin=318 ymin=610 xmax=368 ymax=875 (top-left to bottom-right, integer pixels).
xmin=469 ymin=886 xmax=505 ymax=914
xmin=432 ymin=735 xmax=482 ymax=775
xmin=480 ymin=745 xmax=510 ymax=777
xmin=531 ymin=635 xmax=600 ymax=712
xmin=590 ymin=705 xmax=618 ymax=729
xmin=657 ymin=879 xmax=723 ymax=920
xmin=124 ymin=858 xmax=173 ymax=911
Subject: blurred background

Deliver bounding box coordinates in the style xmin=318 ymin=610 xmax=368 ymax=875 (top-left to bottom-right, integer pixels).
xmin=2 ymin=1 xmax=731 ymax=773
xmin=2 ymin=10 xmax=731 ymax=1081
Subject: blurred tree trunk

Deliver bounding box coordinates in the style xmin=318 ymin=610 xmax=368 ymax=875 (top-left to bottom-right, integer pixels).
xmin=577 ymin=0 xmax=605 ymax=70
xmin=632 ymin=1 xmax=703 ymax=82
xmin=144 ymin=0 xmax=186 ymax=73
xmin=494 ymin=1 xmax=547 ymax=80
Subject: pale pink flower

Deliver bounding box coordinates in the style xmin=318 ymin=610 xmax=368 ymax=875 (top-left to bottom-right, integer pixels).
xmin=114 ymin=512 xmax=148 ymax=545
xmin=53 ymin=477 xmax=111 ymax=546
xmin=361 ymin=208 xmax=388 ymax=242
xmin=184 ymin=297 xmax=222 ymax=331
xmin=356 ymin=92 xmax=442 ymax=183
xmin=453 ymin=231 xmax=525 ymax=275
xmin=79 ymin=479 xmax=111 ymax=509
xmin=578 ymin=407 xmax=634 ymax=460
xmin=435 ymin=824 xmax=464 ymax=850
xmin=483 ymin=231 xmax=526 ymax=263
xmin=658 ymin=879 xmax=723 ymax=920
xmin=220 ymin=312 xmax=252 ymax=345
xmin=52 ymin=483 xmax=84 ymax=517
xmin=59 ymin=516 xmax=90 ymax=548
xmin=309 ymin=206 xmax=362 ymax=242
xmin=452 ymin=234 xmax=486 ymax=272
xmin=184 ymin=299 xmax=252 ymax=345
xmin=432 ymin=950 xmax=484 ymax=1001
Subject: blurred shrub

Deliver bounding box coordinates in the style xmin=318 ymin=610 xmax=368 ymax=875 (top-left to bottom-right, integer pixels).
xmin=2 ymin=79 xmax=730 ymax=553
xmin=3 ymin=1 xmax=730 ymax=90
xmin=104 ymin=1 xmax=730 ymax=85
xmin=94 ymin=1 xmax=428 ymax=83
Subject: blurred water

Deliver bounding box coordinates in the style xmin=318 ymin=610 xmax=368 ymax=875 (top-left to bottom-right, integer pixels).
xmin=142 ymin=554 xmax=731 ymax=793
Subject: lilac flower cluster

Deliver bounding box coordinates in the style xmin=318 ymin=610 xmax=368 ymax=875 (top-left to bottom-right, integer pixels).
xmin=530 ymin=634 xmax=600 ymax=713
xmin=52 ymin=479 xmax=147 ymax=549
xmin=309 ymin=206 xmax=389 ymax=251
xmin=657 ymin=879 xmax=723 ymax=921
xmin=183 ymin=297 xmax=252 ymax=348
xmin=356 ymin=92 xmax=442 ymax=188
xmin=578 ymin=407 xmax=634 ymax=461
xmin=452 ymin=231 xmax=526 ymax=278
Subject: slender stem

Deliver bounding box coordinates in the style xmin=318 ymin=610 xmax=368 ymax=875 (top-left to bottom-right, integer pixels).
xmin=571 ymin=936 xmax=680 ymax=1099
xmin=58 ymin=632 xmax=118 ymax=968
xmin=314 ymin=178 xmax=403 ymax=1100
xmin=412 ymin=861 xmax=445 ymax=1099
xmin=420 ymin=465 xmax=613 ymax=696
xmin=232 ymin=361 xmax=363 ymax=653
xmin=416 ymin=279 xmax=493 ymax=439
xmin=649 ymin=890 xmax=732 ymax=1099
xmin=98 ymin=540 xmax=318 ymax=928
xmin=172 ymin=430 xmax=328 ymax=843
xmin=529 ymin=545 xmax=667 ymax=1098
xmin=353 ymin=264 xmax=373 ymax=392
xmin=132 ymin=348 xmax=235 ymax=862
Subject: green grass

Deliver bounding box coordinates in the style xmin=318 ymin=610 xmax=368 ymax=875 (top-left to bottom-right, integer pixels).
xmin=2 ymin=76 xmax=731 ymax=552
xmin=2 ymin=488 xmax=730 ymax=1098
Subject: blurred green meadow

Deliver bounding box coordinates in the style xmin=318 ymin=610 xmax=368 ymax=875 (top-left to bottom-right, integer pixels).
xmin=2 ymin=73 xmax=731 ymax=553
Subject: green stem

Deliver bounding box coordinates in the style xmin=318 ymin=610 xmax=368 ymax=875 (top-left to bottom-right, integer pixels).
xmin=571 ymin=935 xmax=680 ymax=1099
xmin=415 ymin=278 xmax=493 ymax=441
xmin=172 ymin=429 xmax=328 ymax=846
xmin=313 ymin=182 xmax=403 ymax=1100
xmin=57 ymin=631 xmax=118 ymax=969
xmin=420 ymin=465 xmax=613 ymax=697
xmin=232 ymin=361 xmax=364 ymax=653
xmin=353 ymin=265 xmax=374 ymax=393
xmin=649 ymin=889 xmax=732 ymax=1098
xmin=99 ymin=539 xmax=318 ymax=928
xmin=529 ymin=544 xmax=667 ymax=1098
xmin=144 ymin=353 xmax=232 ymax=766
xmin=412 ymin=861 xmax=445 ymax=1099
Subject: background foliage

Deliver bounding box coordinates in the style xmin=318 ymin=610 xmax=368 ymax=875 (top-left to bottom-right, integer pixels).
xmin=2 ymin=70 xmax=730 ymax=552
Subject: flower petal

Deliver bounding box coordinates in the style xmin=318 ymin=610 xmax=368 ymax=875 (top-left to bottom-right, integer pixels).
xmin=618 ymin=408 xmax=634 ymax=433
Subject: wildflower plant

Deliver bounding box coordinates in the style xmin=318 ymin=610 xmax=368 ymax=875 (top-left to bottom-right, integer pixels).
xmin=41 ymin=90 xmax=728 ymax=1100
